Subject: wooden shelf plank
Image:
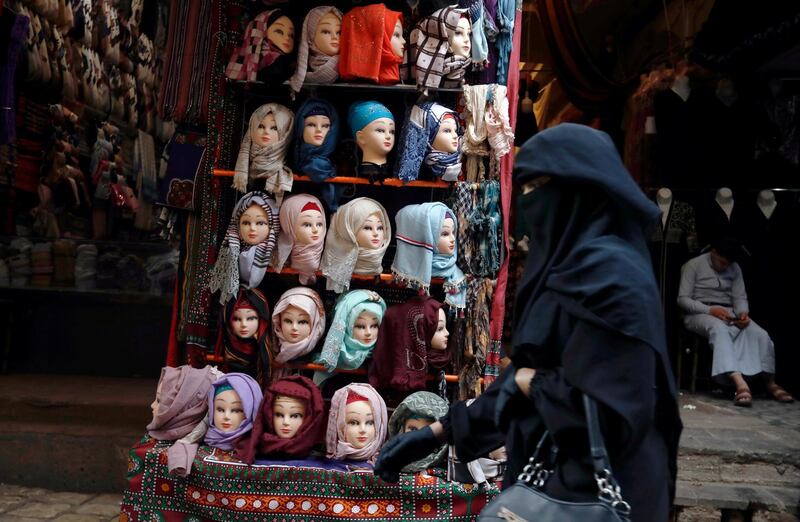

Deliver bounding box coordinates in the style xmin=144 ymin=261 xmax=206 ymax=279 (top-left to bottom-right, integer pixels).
xmin=213 ymin=169 xmax=449 ymax=188
xmin=226 ymin=79 xmax=463 ymax=94
xmin=270 ymin=266 xmax=445 ymax=285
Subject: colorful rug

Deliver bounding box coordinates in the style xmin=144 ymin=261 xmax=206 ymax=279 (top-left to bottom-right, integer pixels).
xmin=120 ymin=436 xmax=498 ymax=522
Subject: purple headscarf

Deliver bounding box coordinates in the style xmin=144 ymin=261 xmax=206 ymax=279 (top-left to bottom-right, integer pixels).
xmin=204 ymin=373 xmax=264 ymax=451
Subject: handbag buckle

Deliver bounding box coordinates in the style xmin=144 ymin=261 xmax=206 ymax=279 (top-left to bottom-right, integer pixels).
xmin=595 ymin=469 xmax=632 ymax=516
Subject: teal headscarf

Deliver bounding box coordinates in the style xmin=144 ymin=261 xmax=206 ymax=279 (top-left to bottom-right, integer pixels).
xmin=347 ymin=101 xmax=394 ymax=138
xmin=313 ymin=289 xmax=387 ymax=384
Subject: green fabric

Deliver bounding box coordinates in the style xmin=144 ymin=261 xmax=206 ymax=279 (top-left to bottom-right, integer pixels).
xmin=388 ymin=391 xmax=449 ymax=473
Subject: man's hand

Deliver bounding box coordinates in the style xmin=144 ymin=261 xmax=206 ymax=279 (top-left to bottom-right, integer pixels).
xmin=709 ymin=306 xmax=734 ymax=322
xmin=733 ymin=312 xmax=751 ymax=329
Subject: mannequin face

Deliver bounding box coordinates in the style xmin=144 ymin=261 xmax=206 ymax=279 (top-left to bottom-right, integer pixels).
xmin=230 ymin=307 xmax=259 ymax=338
xmin=430 ymin=308 xmax=449 ymax=351
xmin=403 ymin=417 xmax=433 ymax=433
xmin=432 ymin=116 xmax=459 ymax=153
xmin=254 ymin=112 xmax=279 ymax=147
xmin=313 ymin=12 xmax=341 ymax=56
xmin=356 ymin=118 xmax=395 ymax=162
xmin=344 ymin=400 xmax=375 ymax=449
xmin=448 ymin=17 xmax=471 ymax=58
xmin=437 ymin=217 xmax=456 ymax=255
xmin=266 ymin=16 xmax=295 ymax=54
xmin=150 ymin=379 xmax=163 ymax=418
xmin=239 ymin=204 xmax=271 ymax=245
xmin=273 ymin=395 xmax=306 ymax=439
xmin=280 ymin=305 xmax=312 ymax=343
xmin=356 ymin=213 xmax=386 ymax=249
xmin=303 ymin=115 xmax=331 ymax=146
xmin=293 ymin=209 xmax=325 ymax=245
xmin=352 ymin=311 xmax=379 ymax=344
xmin=213 ymin=389 xmax=246 ymax=433
xmin=390 ymin=20 xmax=406 ymax=58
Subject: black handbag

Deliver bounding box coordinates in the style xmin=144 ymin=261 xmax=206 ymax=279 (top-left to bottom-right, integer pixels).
xmin=477 ymin=395 xmax=631 ymax=522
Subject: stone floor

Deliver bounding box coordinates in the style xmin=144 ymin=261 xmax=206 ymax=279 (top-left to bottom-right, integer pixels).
xmin=0 ymin=485 xmax=120 ymax=521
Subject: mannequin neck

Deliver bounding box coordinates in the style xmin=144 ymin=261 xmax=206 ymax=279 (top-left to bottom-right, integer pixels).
xmin=360 ymin=148 xmax=388 ymax=166
xmin=656 ymin=188 xmax=672 ymax=227
xmin=757 ymin=190 xmax=777 ymax=218
xmin=671 ymin=75 xmax=691 ymax=102
xmin=521 ymin=95 xmax=533 ymax=114
xmin=715 ymin=188 xmax=734 ymax=219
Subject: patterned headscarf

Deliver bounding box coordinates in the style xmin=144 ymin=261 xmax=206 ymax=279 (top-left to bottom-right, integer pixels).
xmin=204 ymin=373 xmax=263 ymax=451
xmin=208 ymin=191 xmax=279 ymax=305
xmin=326 ymin=383 xmax=388 ymax=462
xmin=368 ymin=296 xmax=451 ymax=392
xmin=292 ymin=98 xmax=339 ymax=183
xmin=408 ymin=7 xmax=471 ymax=89
xmin=387 ymin=391 xmax=449 ymax=472
xmin=320 ymin=197 xmax=391 ymax=293
xmin=271 ymin=287 xmax=326 ymax=364
xmin=347 ymin=100 xmax=394 ymax=139
xmin=392 ymin=202 xmax=466 ymax=308
xmin=226 ymin=9 xmax=291 ymax=83
xmin=313 ymin=289 xmax=387 ymax=384
xmin=339 ymin=4 xmax=404 ymax=85
xmin=396 ymin=102 xmax=462 ymax=182
xmin=233 ymin=103 xmax=294 ymax=203
xmin=288 ymin=6 xmax=343 ymax=94
xmin=275 ymin=194 xmax=326 ymax=285
xmin=147 ymin=365 xmax=216 ymax=476
xmin=237 ymin=375 xmax=324 ymax=463
xmin=215 ymin=288 xmax=272 ymax=385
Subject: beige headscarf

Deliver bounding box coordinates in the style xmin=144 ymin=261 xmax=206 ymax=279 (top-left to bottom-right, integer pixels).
xmin=288 ymin=6 xmax=343 ymax=95
xmin=320 ymin=197 xmax=391 ymax=293
xmin=234 ymin=103 xmax=294 ymax=203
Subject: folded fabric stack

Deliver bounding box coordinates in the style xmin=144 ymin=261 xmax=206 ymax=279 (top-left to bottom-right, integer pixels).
xmin=118 ymin=254 xmax=147 ymax=292
xmin=7 ymin=238 xmax=32 ymax=287
xmin=30 ymin=242 xmax=54 ymax=287
xmin=96 ymin=249 xmax=122 ymax=289
xmin=75 ymin=244 xmax=98 ymax=290
xmin=53 ymin=239 xmax=77 ymax=286
xmin=145 ymin=249 xmax=179 ymax=295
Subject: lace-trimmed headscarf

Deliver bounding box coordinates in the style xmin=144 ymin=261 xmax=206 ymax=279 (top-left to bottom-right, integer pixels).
xmin=271 ymin=287 xmax=326 ymax=364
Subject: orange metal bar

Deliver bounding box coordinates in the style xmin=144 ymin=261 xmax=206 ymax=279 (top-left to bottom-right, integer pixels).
xmin=271 ymin=266 xmax=444 ymax=285
xmin=212 ymin=169 xmax=449 ymax=189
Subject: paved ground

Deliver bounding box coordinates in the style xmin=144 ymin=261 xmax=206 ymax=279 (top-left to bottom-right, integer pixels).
xmin=0 ymin=484 xmax=120 ymax=521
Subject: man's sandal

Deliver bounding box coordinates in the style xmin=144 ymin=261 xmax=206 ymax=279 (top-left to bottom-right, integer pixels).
xmin=734 ymin=388 xmax=752 ymax=408
xmin=767 ymin=385 xmax=795 ymax=403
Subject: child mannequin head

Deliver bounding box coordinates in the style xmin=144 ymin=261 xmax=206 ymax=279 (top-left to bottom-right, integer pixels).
xmin=212 ymin=385 xmax=246 ymax=433
xmin=355 ymin=213 xmax=386 ymax=250
xmin=239 ymin=203 xmax=271 ymax=246
xmin=272 ymin=394 xmax=307 ymax=439
xmin=344 ymin=391 xmax=376 ymax=449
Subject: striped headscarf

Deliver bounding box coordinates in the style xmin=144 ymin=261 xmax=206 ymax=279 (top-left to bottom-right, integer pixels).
xmin=209 ymin=191 xmax=279 ymax=305
xmin=408 ymin=7 xmax=471 ymax=90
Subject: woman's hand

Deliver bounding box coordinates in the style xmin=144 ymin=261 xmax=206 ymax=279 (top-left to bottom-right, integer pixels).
xmin=514 ymin=367 xmax=537 ymax=396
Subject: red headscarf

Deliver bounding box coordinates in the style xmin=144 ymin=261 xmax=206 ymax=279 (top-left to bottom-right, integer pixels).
xmin=368 ymin=296 xmax=450 ymax=392
xmin=214 ymin=288 xmax=272 ymax=386
xmin=236 ymin=375 xmax=324 ymax=463
xmin=339 ymin=4 xmax=403 ymax=85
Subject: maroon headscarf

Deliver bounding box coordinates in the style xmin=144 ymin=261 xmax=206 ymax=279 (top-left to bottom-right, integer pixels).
xmin=236 ymin=375 xmax=325 ymax=464
xmin=147 ymin=365 xmax=216 ymax=476
xmin=368 ymin=295 xmax=450 ymax=392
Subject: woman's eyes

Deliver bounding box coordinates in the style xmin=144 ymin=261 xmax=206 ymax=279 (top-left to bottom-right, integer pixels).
xmin=366 ymin=420 xmax=375 ymax=426
xmin=233 ymin=409 xmax=244 ymax=414
xmin=290 ymin=413 xmax=303 ymax=419
xmin=299 ymin=319 xmax=309 ymax=325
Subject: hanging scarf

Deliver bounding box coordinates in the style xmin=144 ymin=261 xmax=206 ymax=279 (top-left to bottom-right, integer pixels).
xmin=147 ymin=365 xmax=216 ymax=477
xmin=326 ymin=383 xmax=387 ymax=462
xmin=495 ymin=0 xmax=515 ymax=85
xmin=226 ymin=9 xmax=289 ymax=83
xmin=459 ymin=0 xmax=489 ymax=68
xmin=214 ymin=288 xmax=272 ymax=386
xmin=368 ymin=296 xmax=451 ymax=392
xmin=387 ymin=391 xmax=449 ymax=472
xmin=449 ymin=182 xmax=476 ymax=271
xmin=320 ymin=197 xmax=391 ymax=293
xmin=275 ymin=194 xmax=326 ymax=285
xmin=396 ymin=102 xmax=462 ymax=182
xmin=236 ymin=375 xmax=324 ymax=463
xmin=462 ymin=85 xmax=491 ymax=182
xmin=288 ymin=6 xmax=343 ymax=93
xmin=485 ymin=85 xmax=515 ymax=159
xmin=271 ymin=287 xmax=325 ymax=364
xmin=233 ymin=103 xmax=294 ymax=202
xmin=392 ymin=202 xmax=466 ymax=309
xmin=208 ymin=191 xmax=279 ymax=305
xmin=313 ymin=289 xmax=387 ymax=384
xmin=469 ymin=180 xmax=502 ymax=277
xmin=339 ymin=4 xmax=404 ymax=85
xmin=204 ymin=373 xmax=263 ymax=451
xmin=408 ymin=7 xmax=471 ymax=90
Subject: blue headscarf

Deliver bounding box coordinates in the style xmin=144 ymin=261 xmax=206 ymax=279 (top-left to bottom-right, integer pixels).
xmin=347 ymin=101 xmax=394 ymax=138
xmin=495 ymin=0 xmax=515 ymax=85
xmin=396 ymin=102 xmax=462 ymax=182
xmin=292 ymin=98 xmax=340 ymax=210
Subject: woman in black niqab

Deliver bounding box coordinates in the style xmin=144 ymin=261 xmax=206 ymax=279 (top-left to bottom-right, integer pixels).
xmin=375 ymin=123 xmax=682 ymax=522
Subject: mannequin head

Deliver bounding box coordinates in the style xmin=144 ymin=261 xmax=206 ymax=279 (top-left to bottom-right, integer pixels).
xmin=213 ymin=387 xmax=246 ymax=433
xmin=430 ymin=308 xmax=449 ymax=350
xmin=266 ymin=16 xmax=295 ymax=55
xmin=348 ymin=101 xmax=395 ymax=165
xmin=390 ymin=19 xmax=405 ymax=58
xmin=254 ymin=112 xmax=279 ymax=147
xmin=437 ymin=216 xmax=456 ymax=255
xmin=292 ymin=202 xmax=325 ymax=245
xmin=280 ymin=305 xmax=312 ymax=343
xmin=758 ymin=189 xmax=776 ymax=205
xmin=230 ymin=306 xmax=259 ymax=338
xmin=150 ymin=379 xmax=163 ymax=418
xmin=302 ymin=115 xmax=332 ymax=146
xmin=432 ymin=114 xmax=459 ymax=153
xmin=313 ymin=11 xmax=341 ymax=56
xmin=716 ymin=187 xmax=733 ymax=202
xmin=351 ymin=311 xmax=380 ymax=344
xmin=272 ymin=394 xmax=307 ymax=439
xmin=403 ymin=416 xmax=434 ymax=433
xmin=448 ymin=16 xmax=471 ymax=58
xmin=239 ymin=203 xmax=271 ymax=245
xmin=356 ymin=213 xmax=386 ymax=249
xmin=656 ymin=187 xmax=672 ymax=202
xmin=344 ymin=396 xmax=376 ymax=449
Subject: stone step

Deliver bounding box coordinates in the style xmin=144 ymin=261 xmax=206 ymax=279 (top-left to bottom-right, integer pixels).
xmin=674 ymin=481 xmax=799 ymax=517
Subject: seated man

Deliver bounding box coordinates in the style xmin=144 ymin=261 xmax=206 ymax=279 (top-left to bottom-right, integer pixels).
xmin=678 ymin=237 xmax=793 ymax=406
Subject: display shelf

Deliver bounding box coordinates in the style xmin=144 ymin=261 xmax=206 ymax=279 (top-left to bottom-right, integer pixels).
xmin=269 ymin=266 xmax=445 ymax=286
xmin=226 ymin=79 xmax=463 ymax=94
xmin=212 ymin=169 xmax=450 ymax=189
xmin=0 ymin=285 xmax=172 ymax=305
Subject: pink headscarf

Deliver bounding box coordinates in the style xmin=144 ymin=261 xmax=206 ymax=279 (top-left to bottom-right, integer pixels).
xmin=271 ymin=287 xmax=326 ymax=363
xmin=325 ymin=383 xmax=387 ymax=462
xmin=275 ymin=194 xmax=326 ymax=285
xmin=147 ymin=365 xmax=216 ymax=476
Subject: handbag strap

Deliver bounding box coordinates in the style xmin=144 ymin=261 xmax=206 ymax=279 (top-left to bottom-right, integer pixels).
xmin=583 ymin=394 xmax=631 ymax=516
